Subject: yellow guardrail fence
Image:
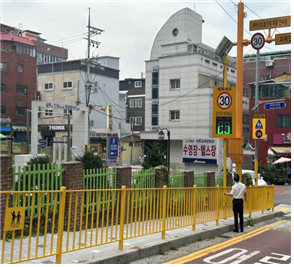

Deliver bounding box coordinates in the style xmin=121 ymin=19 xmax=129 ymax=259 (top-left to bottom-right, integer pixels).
xmin=0 ymin=185 xmax=274 ymax=264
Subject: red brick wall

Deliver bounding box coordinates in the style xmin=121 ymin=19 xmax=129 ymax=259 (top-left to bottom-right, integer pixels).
xmin=0 ymin=155 xmax=13 ymax=238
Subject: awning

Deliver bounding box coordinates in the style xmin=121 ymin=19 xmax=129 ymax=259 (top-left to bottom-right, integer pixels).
xmin=12 ymin=126 xmax=27 ymax=132
xmin=270 ymin=146 xmax=291 ymax=155
xmin=0 ymin=126 xmax=12 ymax=133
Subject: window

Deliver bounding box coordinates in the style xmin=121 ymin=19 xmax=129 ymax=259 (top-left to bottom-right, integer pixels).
xmin=1 ymin=84 xmax=6 ymax=93
xmin=63 ymin=81 xmax=73 ymax=89
xmin=16 ymin=85 xmax=27 ymax=95
xmin=212 ymin=62 xmax=218 ymax=67
xmin=15 ymin=43 xmax=36 ymax=58
xmin=44 ymin=109 xmax=53 ymax=117
xmin=152 ymin=116 xmax=158 ymax=126
xmin=170 ymin=110 xmax=180 ymax=121
xmin=277 ymin=115 xmax=291 ymax=128
xmin=0 ymin=62 xmax=6 ymax=71
xmin=130 ymin=117 xmax=142 ymax=125
xmin=18 ymin=64 xmax=24 ymax=73
xmin=16 ymin=107 xmax=26 ymax=115
xmin=63 ymin=109 xmax=72 ymax=116
xmin=152 ymin=86 xmax=158 ymax=99
xmin=44 ymin=82 xmax=54 ymax=90
xmin=134 ymin=81 xmax=142 ymax=88
xmin=152 ymin=72 xmax=158 ymax=85
xmin=230 ymin=69 xmax=235 ymax=73
xmin=205 ymin=59 xmax=210 ymax=64
xmin=262 ymin=75 xmax=269 ymax=81
xmin=1 ymin=106 xmax=5 ymax=114
xmin=170 ymin=79 xmax=180 ymax=89
xmin=130 ymin=99 xmax=142 ymax=108
xmin=152 ymin=104 xmax=158 ymax=115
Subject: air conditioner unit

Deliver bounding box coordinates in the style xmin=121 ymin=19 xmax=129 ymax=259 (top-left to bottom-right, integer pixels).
xmin=265 ymin=60 xmax=274 ymax=67
xmin=151 ymin=126 xmax=158 ymax=131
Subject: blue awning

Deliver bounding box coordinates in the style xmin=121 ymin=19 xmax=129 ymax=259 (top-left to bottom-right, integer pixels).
xmin=0 ymin=126 xmax=12 ymax=133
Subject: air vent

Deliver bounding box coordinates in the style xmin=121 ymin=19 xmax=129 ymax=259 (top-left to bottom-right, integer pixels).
xmin=151 ymin=126 xmax=158 ymax=131
xmin=265 ymin=60 xmax=274 ymax=67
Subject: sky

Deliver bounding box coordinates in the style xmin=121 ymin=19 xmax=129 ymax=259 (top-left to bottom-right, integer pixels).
xmin=1 ymin=0 xmax=292 ymax=79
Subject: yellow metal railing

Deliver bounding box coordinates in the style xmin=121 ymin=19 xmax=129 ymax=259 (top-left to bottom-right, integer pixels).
xmin=0 ymin=185 xmax=274 ymax=264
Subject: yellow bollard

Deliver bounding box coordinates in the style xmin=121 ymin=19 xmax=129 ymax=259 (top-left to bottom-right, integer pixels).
xmin=192 ymin=185 xmax=197 ymax=231
xmin=119 ymin=186 xmax=126 ymax=250
xmin=216 ymin=185 xmax=219 ymax=226
xmin=161 ymin=185 xmax=167 ymax=239
xmin=56 ymin=187 xmax=66 ymax=264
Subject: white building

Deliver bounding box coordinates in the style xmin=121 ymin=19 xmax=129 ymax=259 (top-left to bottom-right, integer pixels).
xmin=37 ymin=57 xmax=123 ymax=153
xmin=141 ymin=8 xmax=238 ymax=174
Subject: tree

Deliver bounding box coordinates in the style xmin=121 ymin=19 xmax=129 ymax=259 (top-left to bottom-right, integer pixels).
xmin=75 ymin=150 xmax=104 ymax=170
xmin=142 ymin=141 xmax=165 ymax=169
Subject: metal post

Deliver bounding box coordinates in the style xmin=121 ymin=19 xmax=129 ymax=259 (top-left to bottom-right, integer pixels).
xmin=119 ymin=186 xmax=126 ymax=250
xmin=56 ymin=186 xmax=66 ymax=264
xmin=254 ymin=50 xmax=260 ymax=187
xmin=26 ymin=109 xmax=30 ymax=154
xmin=161 ymin=185 xmax=167 ymax=239
xmin=235 ymin=2 xmax=245 ymax=178
xmin=130 ymin=119 xmax=134 ymax=166
xmin=223 ymin=54 xmax=228 ymax=187
xmin=67 ymin=114 xmax=71 ymax=161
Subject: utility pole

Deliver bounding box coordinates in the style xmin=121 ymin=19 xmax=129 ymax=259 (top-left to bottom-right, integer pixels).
xmin=84 ymin=7 xmax=104 ymax=146
xmin=67 ymin=113 xmax=71 ymax=161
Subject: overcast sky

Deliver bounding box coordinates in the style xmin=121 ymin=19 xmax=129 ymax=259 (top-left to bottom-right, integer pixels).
xmin=1 ymin=0 xmax=291 ymax=79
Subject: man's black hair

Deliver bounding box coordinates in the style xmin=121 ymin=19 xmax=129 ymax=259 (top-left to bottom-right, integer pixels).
xmin=234 ymin=173 xmax=240 ymax=183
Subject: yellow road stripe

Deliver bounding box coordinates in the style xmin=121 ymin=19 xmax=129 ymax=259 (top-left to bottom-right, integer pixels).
xmin=165 ymin=227 xmax=269 ymax=264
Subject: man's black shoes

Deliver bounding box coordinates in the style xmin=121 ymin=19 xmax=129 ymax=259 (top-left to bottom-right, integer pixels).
xmin=240 ymin=229 xmax=244 ymax=232
xmin=233 ymin=229 xmax=239 ymax=233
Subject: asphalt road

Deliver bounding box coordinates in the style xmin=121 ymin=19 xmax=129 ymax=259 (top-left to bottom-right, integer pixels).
xmin=274 ymin=185 xmax=291 ymax=206
xmin=166 ymin=220 xmax=291 ymax=264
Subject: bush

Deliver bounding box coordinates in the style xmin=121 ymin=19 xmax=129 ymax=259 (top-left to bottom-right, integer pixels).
xmin=27 ymin=155 xmax=51 ymax=166
xmin=142 ymin=141 xmax=165 ymax=170
xmin=245 ymin=173 xmax=253 ymax=186
xmin=259 ymin=163 xmax=275 ymax=185
xmin=75 ymin=150 xmax=104 ymax=170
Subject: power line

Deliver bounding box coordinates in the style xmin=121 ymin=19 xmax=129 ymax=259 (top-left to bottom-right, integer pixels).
xmin=26 ymin=8 xmax=88 ymax=28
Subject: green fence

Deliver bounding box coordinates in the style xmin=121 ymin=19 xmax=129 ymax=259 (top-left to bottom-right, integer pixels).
xmin=1 ymin=140 xmax=8 ymax=151
xmin=216 ymin=174 xmax=224 ymax=187
xmin=13 ymin=164 xmax=63 ymax=216
xmin=194 ymin=173 xmax=207 ymax=187
xmin=168 ymin=172 xmax=184 ymax=187
xmin=131 ymin=169 xmax=156 ymax=188
xmin=83 ymin=168 xmax=117 ymax=212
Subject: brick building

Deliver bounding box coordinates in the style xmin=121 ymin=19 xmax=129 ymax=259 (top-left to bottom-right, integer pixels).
xmin=0 ymin=32 xmax=37 ymax=142
xmin=243 ymin=50 xmax=291 ymax=165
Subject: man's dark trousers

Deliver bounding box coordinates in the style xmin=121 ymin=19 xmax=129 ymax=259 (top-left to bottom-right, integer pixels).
xmin=233 ymin=199 xmax=244 ymax=231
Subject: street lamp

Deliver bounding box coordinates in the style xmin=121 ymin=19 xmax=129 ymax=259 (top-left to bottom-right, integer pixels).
xmin=158 ymin=127 xmax=170 ymax=173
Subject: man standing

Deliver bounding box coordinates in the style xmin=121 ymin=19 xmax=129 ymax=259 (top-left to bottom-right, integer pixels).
xmin=224 ymin=174 xmax=246 ymax=233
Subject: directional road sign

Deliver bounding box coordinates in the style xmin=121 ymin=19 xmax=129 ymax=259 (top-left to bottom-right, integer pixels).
xmin=212 ymin=87 xmax=236 ymax=139
xmin=250 ymin=16 xmax=291 ymax=31
xmin=264 ymin=102 xmax=286 ymax=110
xmin=275 ymin=33 xmax=291 ymax=45
xmin=252 ymin=113 xmax=266 ymax=140
xmin=251 ymin=33 xmax=265 ymax=50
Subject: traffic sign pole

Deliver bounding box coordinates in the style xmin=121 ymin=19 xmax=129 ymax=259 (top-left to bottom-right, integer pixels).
xmin=254 ymin=49 xmax=260 ymax=186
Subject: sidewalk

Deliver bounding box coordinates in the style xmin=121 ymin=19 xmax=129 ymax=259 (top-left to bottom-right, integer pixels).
xmin=14 ymin=206 xmax=285 ymax=264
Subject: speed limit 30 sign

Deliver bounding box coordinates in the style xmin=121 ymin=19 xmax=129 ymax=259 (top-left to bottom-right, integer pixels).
xmin=251 ymin=32 xmax=265 ymax=50
xmin=217 ymin=92 xmax=232 ymax=110
xmin=212 ymin=87 xmax=236 ymax=139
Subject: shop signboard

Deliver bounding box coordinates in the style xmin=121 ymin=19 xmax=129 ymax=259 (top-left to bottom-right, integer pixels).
xmin=182 ymin=138 xmax=218 ymax=164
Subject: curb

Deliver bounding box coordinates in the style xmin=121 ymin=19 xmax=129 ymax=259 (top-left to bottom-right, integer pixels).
xmin=85 ymin=211 xmax=283 ymax=264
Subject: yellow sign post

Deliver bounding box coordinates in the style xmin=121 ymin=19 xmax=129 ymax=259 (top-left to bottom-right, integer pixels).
xmin=275 ymin=32 xmax=291 ymax=45
xmin=252 ymin=113 xmax=266 ymax=140
xmin=250 ymin=16 xmax=291 ymax=31
xmin=212 ymin=87 xmax=236 ymax=139
xmin=4 ymin=207 xmax=25 ymax=231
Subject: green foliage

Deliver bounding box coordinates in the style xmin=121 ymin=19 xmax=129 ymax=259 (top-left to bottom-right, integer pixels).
xmin=258 ymin=163 xmax=275 ymax=185
xmin=27 ymin=155 xmax=50 ymax=166
xmin=158 ymin=249 xmax=165 ymax=255
xmin=75 ymin=151 xmax=103 ymax=170
xmin=170 ymin=245 xmax=178 ymax=251
xmin=245 ymin=173 xmax=253 ymax=186
xmin=142 ymin=141 xmax=165 ymax=170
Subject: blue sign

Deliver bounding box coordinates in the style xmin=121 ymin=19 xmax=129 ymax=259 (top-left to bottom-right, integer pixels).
xmin=255 ymin=120 xmax=263 ymax=129
xmin=108 ymin=137 xmax=119 ymax=159
xmin=40 ymin=143 xmax=46 ymax=148
xmin=38 ymin=139 xmax=46 ymax=144
xmin=264 ymin=102 xmax=286 ymax=110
